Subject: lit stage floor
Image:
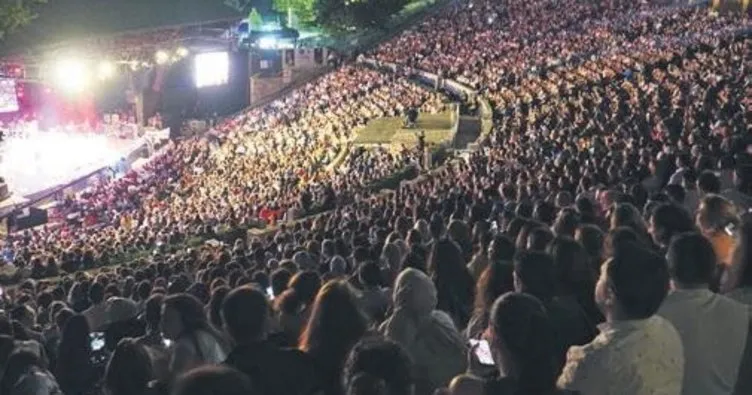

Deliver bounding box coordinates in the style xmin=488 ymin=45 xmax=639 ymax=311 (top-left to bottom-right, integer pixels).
xmin=0 ymin=132 xmax=144 ymax=200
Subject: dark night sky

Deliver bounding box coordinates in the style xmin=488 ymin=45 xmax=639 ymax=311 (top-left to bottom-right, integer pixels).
xmin=0 ymin=0 xmax=273 ymax=55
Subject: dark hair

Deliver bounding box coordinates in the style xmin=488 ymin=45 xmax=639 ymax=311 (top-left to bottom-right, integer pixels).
xmin=358 ymin=262 xmax=383 ymax=288
xmin=667 ymin=233 xmax=717 ymax=287
xmin=474 ymin=260 xmax=514 ymax=312
xmin=650 ymin=204 xmax=695 ymax=247
xmin=447 ymin=220 xmax=473 ymax=261
xmin=144 ymin=294 xmax=164 ymax=330
xmin=665 ymin=184 xmax=686 ymax=204
xmin=222 ymin=286 xmax=269 ymax=343
xmin=1 ymin=350 xmax=45 ymax=394
xmin=89 ymin=282 xmax=105 ymax=304
xmin=163 ymin=294 xmax=224 ymax=342
xmin=607 ymin=243 xmax=669 ymax=320
xmin=576 ymin=224 xmax=605 ymax=272
xmin=727 ymin=219 xmax=752 ymax=290
xmin=208 ymin=286 xmax=230 ymax=330
xmin=490 ymin=293 xmax=557 ymax=393
xmin=527 ymin=227 xmax=554 ymax=251
xmin=513 ymin=251 xmax=556 ymax=302
xmin=346 ymin=372 xmax=388 ymax=395
xmin=698 ymin=170 xmax=721 ymax=194
xmin=0 ymin=335 xmax=15 ymax=371
xmin=271 ymin=268 xmax=292 ymax=297
xmin=0 ymin=316 xmax=12 ymax=337
xmin=55 ymin=314 xmax=95 ymax=393
xmin=289 ymin=271 xmax=322 ymax=307
xmin=299 ymin=281 xmax=367 ymax=392
xmin=55 ymin=308 xmax=75 ymax=330
xmin=343 ymin=338 xmax=413 ymax=395
xmin=428 ymin=239 xmax=475 ymax=328
xmin=171 ymin=365 xmax=255 ymax=395
xmin=105 ymin=338 xmax=153 ymax=395
xmin=546 ymin=237 xmax=593 ymax=296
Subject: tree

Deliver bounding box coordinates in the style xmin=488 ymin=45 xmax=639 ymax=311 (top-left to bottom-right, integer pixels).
xmin=272 ymin=0 xmax=315 ymax=27
xmin=248 ymin=7 xmax=263 ymax=31
xmin=0 ymin=0 xmax=47 ymax=40
xmin=314 ymin=0 xmax=410 ymax=33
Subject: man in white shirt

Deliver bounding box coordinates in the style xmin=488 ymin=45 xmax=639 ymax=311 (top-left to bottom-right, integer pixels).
xmin=558 ymin=243 xmax=684 ymax=395
xmin=658 ymin=233 xmax=750 ymax=395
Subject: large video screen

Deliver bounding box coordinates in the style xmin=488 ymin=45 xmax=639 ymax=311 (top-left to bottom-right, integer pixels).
xmin=195 ymin=52 xmax=229 ymax=88
xmin=0 ymin=79 xmax=19 ymax=113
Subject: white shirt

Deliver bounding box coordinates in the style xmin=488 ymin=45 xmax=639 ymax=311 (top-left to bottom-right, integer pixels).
xmin=727 ymin=287 xmax=752 ymax=306
xmin=558 ymin=315 xmax=684 ymax=395
xmin=658 ymin=289 xmax=750 ymax=395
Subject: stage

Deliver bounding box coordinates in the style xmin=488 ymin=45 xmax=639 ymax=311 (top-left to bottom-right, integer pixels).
xmin=0 ymin=131 xmax=147 ymax=216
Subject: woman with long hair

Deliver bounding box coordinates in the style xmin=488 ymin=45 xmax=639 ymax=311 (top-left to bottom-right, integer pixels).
xmin=609 ymin=203 xmax=652 ymax=247
xmin=275 ymin=270 xmax=322 ymax=343
xmin=299 ymin=280 xmax=368 ymax=395
xmin=723 ymin=218 xmax=752 ymax=303
xmin=104 ymin=338 xmax=154 ymax=395
xmin=696 ymin=194 xmax=740 ymax=267
xmin=54 ymin=314 xmax=98 ymax=395
xmin=465 ymin=260 xmax=514 ymax=340
xmin=428 ymin=239 xmax=475 ymax=329
xmin=161 ymin=294 xmax=229 ymax=381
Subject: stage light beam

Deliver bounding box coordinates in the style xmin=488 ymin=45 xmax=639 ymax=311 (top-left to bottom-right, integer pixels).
xmin=98 ymin=61 xmax=115 ymax=80
xmin=155 ymin=50 xmax=170 ymax=65
xmin=54 ymin=58 xmax=89 ymax=94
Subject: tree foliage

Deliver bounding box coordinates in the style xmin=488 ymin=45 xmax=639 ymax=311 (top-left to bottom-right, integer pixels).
xmin=248 ymin=7 xmax=263 ymax=30
xmin=272 ymin=0 xmax=315 ymax=27
xmin=0 ymin=0 xmax=47 ymax=39
xmin=314 ymin=0 xmax=410 ymax=33
xmin=273 ymin=0 xmax=409 ymax=32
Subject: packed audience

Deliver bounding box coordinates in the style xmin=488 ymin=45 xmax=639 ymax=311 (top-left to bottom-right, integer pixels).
xmin=4 ymin=66 xmax=444 ymax=276
xmin=1 ymin=1 xmax=752 ymax=395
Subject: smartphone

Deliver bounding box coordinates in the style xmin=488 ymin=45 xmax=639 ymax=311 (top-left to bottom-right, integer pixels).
xmin=163 ymin=338 xmax=172 ymax=347
xmin=90 ymin=332 xmax=106 ymax=352
xmin=266 ymin=286 xmax=275 ymax=300
xmin=469 ymin=339 xmax=495 ymax=366
xmin=725 ymin=223 xmax=737 ymax=237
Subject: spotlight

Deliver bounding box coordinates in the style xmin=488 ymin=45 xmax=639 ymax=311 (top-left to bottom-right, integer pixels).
xmin=98 ymin=61 xmax=115 ymax=80
xmin=176 ymin=47 xmax=189 ymax=57
xmin=54 ymin=58 xmax=88 ymax=94
xmin=155 ymin=50 xmax=169 ymax=65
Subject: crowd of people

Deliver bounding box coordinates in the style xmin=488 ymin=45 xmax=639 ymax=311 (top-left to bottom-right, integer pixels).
xmin=3 ymin=66 xmax=444 ymax=275
xmin=1 ymin=0 xmax=752 ymax=395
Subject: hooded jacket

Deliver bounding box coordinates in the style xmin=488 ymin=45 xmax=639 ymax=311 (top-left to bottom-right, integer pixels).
xmin=379 ymin=269 xmax=467 ymax=395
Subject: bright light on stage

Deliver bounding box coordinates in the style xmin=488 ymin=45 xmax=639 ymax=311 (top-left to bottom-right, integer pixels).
xmin=155 ymin=50 xmax=170 ymax=65
xmin=97 ymin=61 xmax=115 ymax=80
xmin=176 ymin=47 xmax=189 ymax=58
xmin=54 ymin=58 xmax=89 ymax=93
xmin=194 ymin=52 xmax=229 ymax=88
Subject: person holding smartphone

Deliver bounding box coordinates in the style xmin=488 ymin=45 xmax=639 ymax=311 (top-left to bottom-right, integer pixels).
xmin=438 ymin=292 xmax=569 ymax=395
